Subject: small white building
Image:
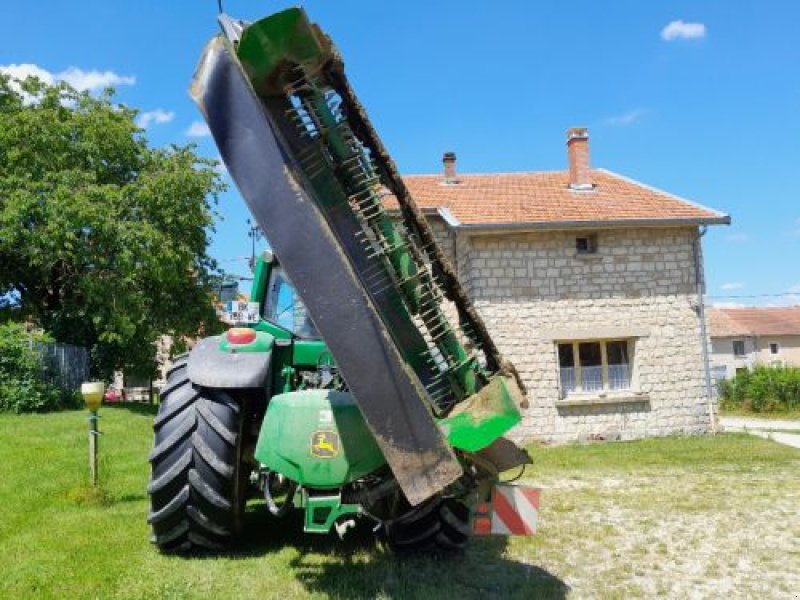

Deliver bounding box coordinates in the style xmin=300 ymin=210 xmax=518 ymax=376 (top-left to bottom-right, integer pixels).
xmin=708 ymin=306 xmax=800 ymax=380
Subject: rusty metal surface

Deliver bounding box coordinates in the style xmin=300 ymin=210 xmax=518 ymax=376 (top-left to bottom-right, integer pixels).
xmin=474 ymin=437 xmax=532 ymax=474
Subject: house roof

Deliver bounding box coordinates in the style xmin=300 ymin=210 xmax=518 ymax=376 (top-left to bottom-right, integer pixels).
xmin=387 ymin=168 xmax=729 ymax=229
xmin=708 ymin=308 xmax=752 ymax=337
xmin=708 ymin=307 xmax=800 ymax=337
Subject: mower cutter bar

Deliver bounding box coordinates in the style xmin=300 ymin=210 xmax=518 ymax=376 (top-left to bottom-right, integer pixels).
xmin=191 ymin=36 xmax=463 ymax=506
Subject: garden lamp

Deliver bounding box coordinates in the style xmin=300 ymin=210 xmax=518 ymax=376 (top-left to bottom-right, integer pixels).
xmin=80 ymin=381 xmax=105 ymax=486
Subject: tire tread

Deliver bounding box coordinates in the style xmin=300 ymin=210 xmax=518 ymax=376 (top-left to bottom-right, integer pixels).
xmin=147 ymin=362 xmax=244 ymax=554
xmin=385 ymin=497 xmax=472 ymax=554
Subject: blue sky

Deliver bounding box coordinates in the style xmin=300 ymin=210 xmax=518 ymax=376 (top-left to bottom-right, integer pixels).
xmin=1 ymin=1 xmax=798 ymax=305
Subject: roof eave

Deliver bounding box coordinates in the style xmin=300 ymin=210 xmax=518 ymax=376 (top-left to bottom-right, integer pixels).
xmin=596 ymin=168 xmax=731 ymax=222
xmin=445 ymin=215 xmax=731 ymax=232
xmin=387 ymin=206 xmax=731 ymax=230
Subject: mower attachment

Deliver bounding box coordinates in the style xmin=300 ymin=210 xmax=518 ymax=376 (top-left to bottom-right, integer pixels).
xmin=192 ymin=37 xmax=462 ymax=505
xmin=190 ymin=8 xmax=527 ymax=506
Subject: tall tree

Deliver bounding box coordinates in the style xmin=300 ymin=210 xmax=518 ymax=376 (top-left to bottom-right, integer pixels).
xmin=0 ymin=75 xmax=224 ymax=377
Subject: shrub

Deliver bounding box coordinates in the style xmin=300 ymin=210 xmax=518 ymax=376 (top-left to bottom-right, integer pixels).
xmin=0 ymin=322 xmax=74 ymax=413
xmin=719 ymin=365 xmax=800 ymax=413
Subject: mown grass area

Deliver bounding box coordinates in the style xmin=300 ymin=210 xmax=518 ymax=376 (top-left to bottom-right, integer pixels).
xmin=1 ymin=407 xmax=799 ymax=599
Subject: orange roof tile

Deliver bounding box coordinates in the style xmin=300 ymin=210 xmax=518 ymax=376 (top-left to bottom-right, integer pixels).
xmin=387 ymin=168 xmax=728 ymax=228
xmin=708 ymin=307 xmax=800 ymax=337
xmin=708 ymin=308 xmax=751 ymax=337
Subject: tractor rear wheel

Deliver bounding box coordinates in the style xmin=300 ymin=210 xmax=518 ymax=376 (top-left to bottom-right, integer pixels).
xmin=147 ymin=357 xmax=247 ymax=553
xmin=384 ymin=496 xmax=472 ymax=553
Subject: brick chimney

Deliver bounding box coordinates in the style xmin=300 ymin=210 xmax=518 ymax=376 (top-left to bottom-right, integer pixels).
xmin=442 ymin=151 xmax=458 ymax=184
xmin=566 ymin=127 xmax=592 ymax=190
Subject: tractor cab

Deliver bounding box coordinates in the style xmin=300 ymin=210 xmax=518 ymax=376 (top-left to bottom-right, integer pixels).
xmin=258 ymin=253 xmax=320 ymax=340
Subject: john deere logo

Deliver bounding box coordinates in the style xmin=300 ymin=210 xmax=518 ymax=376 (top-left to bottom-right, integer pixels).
xmin=310 ymin=431 xmax=339 ymax=459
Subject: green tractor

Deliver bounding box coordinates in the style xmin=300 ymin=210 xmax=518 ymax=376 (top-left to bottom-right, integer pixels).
xmin=147 ymin=6 xmax=535 ymax=554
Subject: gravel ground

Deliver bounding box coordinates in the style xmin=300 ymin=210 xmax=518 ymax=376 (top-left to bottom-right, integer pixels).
xmin=515 ymin=436 xmax=800 ymax=599
xmin=721 ymin=416 xmax=800 ymax=449
xmin=721 ymin=416 xmax=800 ymax=432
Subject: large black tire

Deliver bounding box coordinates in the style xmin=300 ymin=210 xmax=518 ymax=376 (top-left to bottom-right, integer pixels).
xmin=147 ymin=356 xmax=247 ymax=553
xmin=384 ymin=496 xmax=472 ymax=554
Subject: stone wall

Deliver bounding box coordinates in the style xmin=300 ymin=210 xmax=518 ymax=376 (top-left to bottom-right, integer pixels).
xmin=428 ymin=221 xmax=713 ymax=443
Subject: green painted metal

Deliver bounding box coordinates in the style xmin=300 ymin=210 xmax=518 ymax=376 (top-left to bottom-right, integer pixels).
xmin=253 ymin=319 xmax=292 ymax=341
xmin=234 ymin=8 xmax=482 ymax=410
xmin=236 ymin=8 xmax=326 ymax=95
xmin=303 ymin=494 xmax=361 ymax=534
xmin=250 ymin=254 xmax=271 ymax=304
xmin=255 ymin=390 xmax=386 ymax=489
xmin=218 ymin=330 xmax=274 ymax=354
xmin=438 ymin=376 xmax=524 ymax=453
xmin=292 ymin=339 xmax=332 ymax=368
xmin=194 ymin=6 xmax=531 ymax=512
xmin=279 ymin=365 xmax=294 ymax=393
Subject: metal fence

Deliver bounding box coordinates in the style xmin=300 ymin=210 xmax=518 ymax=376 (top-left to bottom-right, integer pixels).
xmin=35 ymin=342 xmax=90 ymax=393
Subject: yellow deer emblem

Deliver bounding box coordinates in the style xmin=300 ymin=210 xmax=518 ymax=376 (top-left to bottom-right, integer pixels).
xmin=310 ymin=431 xmax=339 ymax=458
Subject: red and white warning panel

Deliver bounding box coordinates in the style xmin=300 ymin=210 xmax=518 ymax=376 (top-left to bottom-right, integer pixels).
xmin=473 ymin=484 xmax=540 ymax=536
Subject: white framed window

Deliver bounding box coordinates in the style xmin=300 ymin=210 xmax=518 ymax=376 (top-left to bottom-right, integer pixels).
xmin=732 ymin=340 xmax=745 ymax=357
xmin=558 ymin=339 xmax=632 ymax=397
xmin=711 ymin=365 xmax=728 ymax=382
xmin=769 ymin=342 xmax=780 ymax=355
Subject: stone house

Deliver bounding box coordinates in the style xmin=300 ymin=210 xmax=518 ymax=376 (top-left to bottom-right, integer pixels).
xmin=708 ymin=306 xmax=800 ymax=380
xmin=394 ymin=128 xmax=730 ymax=442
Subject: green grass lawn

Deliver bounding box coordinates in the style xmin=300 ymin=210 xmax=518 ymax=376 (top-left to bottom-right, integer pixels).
xmin=1 ymin=406 xmax=799 ymax=599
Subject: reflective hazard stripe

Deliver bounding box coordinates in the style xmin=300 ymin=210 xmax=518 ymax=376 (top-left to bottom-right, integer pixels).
xmin=473 ymin=484 xmax=540 ymax=536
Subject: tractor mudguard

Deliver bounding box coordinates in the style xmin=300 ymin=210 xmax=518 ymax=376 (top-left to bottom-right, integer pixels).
xmin=187 ymin=335 xmax=272 ymax=389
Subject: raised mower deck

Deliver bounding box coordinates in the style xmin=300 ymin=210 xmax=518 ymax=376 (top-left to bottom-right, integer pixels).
xmin=191 ymin=8 xmax=528 ymax=507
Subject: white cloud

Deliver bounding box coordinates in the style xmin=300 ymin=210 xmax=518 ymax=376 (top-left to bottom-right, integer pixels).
xmin=0 ymin=64 xmax=55 ymax=102
xmin=136 ymin=108 xmax=175 ymax=128
xmin=603 ymin=108 xmax=646 ymax=127
xmin=56 ymin=67 xmax=135 ymax=92
xmin=720 ymin=282 xmax=744 ymax=291
xmin=710 ymin=301 xmax=745 ymax=309
xmin=186 ymin=121 xmax=211 ymax=138
xmin=661 ymin=20 xmax=706 ymax=41
xmin=0 ymin=63 xmax=55 ymax=85
xmin=788 ymin=284 xmax=800 ymax=294
xmin=0 ymin=63 xmax=135 ymax=94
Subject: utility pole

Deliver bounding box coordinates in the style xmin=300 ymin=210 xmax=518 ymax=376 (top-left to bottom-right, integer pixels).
xmin=247 ymin=218 xmax=262 ymax=272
